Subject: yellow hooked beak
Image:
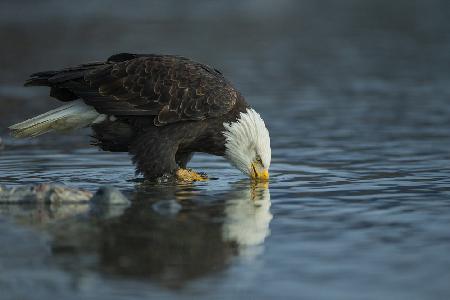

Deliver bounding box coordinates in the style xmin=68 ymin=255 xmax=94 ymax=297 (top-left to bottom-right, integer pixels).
xmin=251 ymin=161 xmax=269 ymax=181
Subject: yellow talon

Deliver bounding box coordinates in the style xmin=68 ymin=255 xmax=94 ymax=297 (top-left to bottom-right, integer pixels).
xmin=176 ymin=169 xmax=208 ymax=182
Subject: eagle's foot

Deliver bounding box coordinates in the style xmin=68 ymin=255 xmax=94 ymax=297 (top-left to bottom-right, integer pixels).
xmin=176 ymin=169 xmax=208 ymax=182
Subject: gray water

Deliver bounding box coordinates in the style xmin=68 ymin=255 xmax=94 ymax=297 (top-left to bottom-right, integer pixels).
xmin=1 ymin=1 xmax=450 ymax=299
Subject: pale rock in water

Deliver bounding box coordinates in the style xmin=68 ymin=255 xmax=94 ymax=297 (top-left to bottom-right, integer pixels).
xmin=0 ymin=184 xmax=93 ymax=204
xmin=0 ymin=184 xmax=129 ymax=205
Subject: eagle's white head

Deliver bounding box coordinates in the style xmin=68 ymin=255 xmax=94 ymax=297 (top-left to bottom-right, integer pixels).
xmin=223 ymin=108 xmax=271 ymax=180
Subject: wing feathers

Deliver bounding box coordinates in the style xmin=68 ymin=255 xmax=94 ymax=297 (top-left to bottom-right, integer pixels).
xmin=25 ymin=54 xmax=239 ymax=125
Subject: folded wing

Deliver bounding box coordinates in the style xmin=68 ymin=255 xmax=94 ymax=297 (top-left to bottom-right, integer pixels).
xmin=25 ymin=53 xmax=239 ymax=126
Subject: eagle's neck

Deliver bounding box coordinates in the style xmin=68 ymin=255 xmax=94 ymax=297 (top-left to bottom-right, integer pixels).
xmin=188 ymin=102 xmax=249 ymax=156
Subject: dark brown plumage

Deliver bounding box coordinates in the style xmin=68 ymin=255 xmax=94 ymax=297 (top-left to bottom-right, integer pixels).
xmin=26 ymin=53 xmax=240 ymax=125
xmin=24 ymin=53 xmax=249 ymax=179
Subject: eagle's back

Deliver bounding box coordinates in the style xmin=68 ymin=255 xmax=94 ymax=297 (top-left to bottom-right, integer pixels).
xmin=25 ymin=53 xmax=243 ymax=126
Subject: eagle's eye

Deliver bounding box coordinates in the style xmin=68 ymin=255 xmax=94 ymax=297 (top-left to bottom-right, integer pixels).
xmin=250 ymin=154 xmax=269 ymax=181
xmin=255 ymin=155 xmax=263 ymax=165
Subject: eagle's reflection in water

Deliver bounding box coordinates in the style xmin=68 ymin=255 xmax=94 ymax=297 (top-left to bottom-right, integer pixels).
xmin=222 ymin=182 xmax=272 ymax=257
xmin=50 ymin=181 xmax=272 ymax=289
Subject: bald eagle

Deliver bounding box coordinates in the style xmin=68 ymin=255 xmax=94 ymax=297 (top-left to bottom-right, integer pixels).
xmin=9 ymin=53 xmax=271 ymax=181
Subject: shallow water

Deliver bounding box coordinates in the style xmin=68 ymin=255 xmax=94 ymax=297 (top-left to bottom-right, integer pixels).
xmin=1 ymin=1 xmax=450 ymax=299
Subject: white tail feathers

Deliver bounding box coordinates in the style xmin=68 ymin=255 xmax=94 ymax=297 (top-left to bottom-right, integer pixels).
xmin=9 ymin=100 xmax=101 ymax=138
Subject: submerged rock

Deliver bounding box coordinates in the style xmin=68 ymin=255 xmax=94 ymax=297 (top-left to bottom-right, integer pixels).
xmin=152 ymin=200 xmax=182 ymax=216
xmin=0 ymin=184 xmax=92 ymax=204
xmin=90 ymin=186 xmax=129 ymax=205
xmin=0 ymin=184 xmax=130 ymax=223
xmin=89 ymin=186 xmax=131 ymax=218
xmin=0 ymin=184 xmax=129 ymax=206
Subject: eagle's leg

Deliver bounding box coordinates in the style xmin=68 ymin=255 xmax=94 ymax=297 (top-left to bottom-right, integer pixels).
xmin=130 ymin=132 xmax=179 ymax=181
xmin=175 ymin=152 xmax=194 ymax=169
xmin=130 ymin=131 xmax=207 ymax=182
xmin=175 ymin=152 xmax=208 ymax=181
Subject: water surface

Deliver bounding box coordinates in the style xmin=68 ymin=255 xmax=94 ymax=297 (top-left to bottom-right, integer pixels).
xmin=1 ymin=1 xmax=450 ymax=299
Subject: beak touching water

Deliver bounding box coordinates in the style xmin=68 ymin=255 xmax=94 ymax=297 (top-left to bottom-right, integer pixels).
xmin=251 ymin=161 xmax=269 ymax=181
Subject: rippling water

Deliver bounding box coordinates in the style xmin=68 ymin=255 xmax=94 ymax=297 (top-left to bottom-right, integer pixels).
xmin=1 ymin=1 xmax=450 ymax=299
